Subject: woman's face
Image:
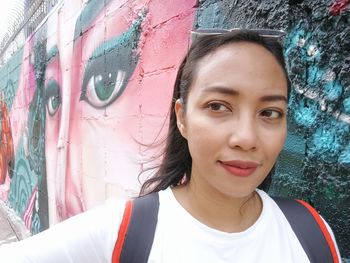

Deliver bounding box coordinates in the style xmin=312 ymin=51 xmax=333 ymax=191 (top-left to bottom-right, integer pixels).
xmin=176 ymin=42 xmax=288 ymax=199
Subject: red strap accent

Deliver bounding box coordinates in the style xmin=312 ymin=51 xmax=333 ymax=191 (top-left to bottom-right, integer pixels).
xmin=296 ymin=199 xmax=339 ymax=263
xmin=112 ymin=200 xmax=133 ymax=263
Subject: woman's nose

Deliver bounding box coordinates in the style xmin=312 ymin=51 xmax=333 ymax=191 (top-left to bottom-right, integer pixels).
xmin=228 ymin=117 xmax=258 ymax=151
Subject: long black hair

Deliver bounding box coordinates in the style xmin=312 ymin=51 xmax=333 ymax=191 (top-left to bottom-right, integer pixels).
xmin=140 ymin=30 xmax=291 ymax=196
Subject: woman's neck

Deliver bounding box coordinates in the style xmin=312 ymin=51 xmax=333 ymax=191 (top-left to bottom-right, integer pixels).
xmin=172 ymin=180 xmax=263 ymax=233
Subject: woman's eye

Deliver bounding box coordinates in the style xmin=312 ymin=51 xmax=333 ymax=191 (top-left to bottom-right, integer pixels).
xmin=45 ymin=79 xmax=61 ymax=116
xmin=83 ymin=70 xmax=126 ymax=109
xmin=208 ymin=102 xmax=230 ymax=112
xmin=261 ymin=109 xmax=283 ymax=119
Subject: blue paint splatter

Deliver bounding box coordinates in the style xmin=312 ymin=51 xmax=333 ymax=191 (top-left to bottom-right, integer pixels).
xmin=308 ymin=120 xmax=349 ymax=161
xmin=285 ymin=27 xmax=306 ymax=55
xmin=290 ymin=28 xmax=305 ymax=45
xmin=307 ymin=66 xmax=324 ymax=85
xmin=285 ymin=25 xmax=314 ymax=63
xmin=293 ymin=99 xmax=319 ymax=128
xmin=323 ymin=80 xmax=343 ymax=101
xmin=342 ymin=98 xmax=350 ymax=114
xmin=308 ymin=128 xmax=341 ymax=159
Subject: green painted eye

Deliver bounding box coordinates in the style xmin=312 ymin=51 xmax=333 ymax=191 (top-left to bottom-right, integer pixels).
xmin=83 ymin=70 xmax=126 ymax=108
xmin=80 ymin=16 xmax=142 ymax=109
xmin=45 ymin=79 xmax=61 ymax=116
xmin=94 ymin=74 xmax=114 ymax=101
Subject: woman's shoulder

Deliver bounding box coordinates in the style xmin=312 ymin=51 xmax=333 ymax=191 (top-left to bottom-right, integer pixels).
xmin=257 ymin=190 xmax=341 ymax=262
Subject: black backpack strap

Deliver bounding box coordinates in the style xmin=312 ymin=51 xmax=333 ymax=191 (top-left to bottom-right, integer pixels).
xmin=272 ymin=197 xmax=338 ymax=263
xmin=112 ymin=192 xmax=159 ymax=263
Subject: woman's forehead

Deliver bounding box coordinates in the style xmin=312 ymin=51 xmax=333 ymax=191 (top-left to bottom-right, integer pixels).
xmin=198 ymin=42 xmax=276 ymax=66
xmin=184 ymin=43 xmax=288 ymax=102
xmin=194 ymin=43 xmax=286 ymax=82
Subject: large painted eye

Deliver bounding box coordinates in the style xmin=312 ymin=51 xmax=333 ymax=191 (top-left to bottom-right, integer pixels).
xmin=83 ymin=70 xmax=126 ymax=108
xmin=80 ymin=16 xmax=143 ymax=109
xmin=45 ymin=79 xmax=61 ymax=116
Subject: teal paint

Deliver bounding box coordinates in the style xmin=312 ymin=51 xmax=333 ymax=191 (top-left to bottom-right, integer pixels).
xmin=308 ymin=120 xmax=349 ymax=161
xmin=89 ymin=15 xmax=144 ymax=61
xmin=271 ymin=132 xmax=308 ymax=199
xmin=285 ymin=26 xmax=311 ymax=58
xmin=323 ymin=80 xmax=343 ymax=101
xmin=339 ymin=144 xmax=350 ymax=165
xmin=46 ymin=45 xmax=59 ymax=63
xmin=342 ymin=98 xmax=350 ymax=114
xmin=293 ymin=98 xmax=319 ymax=128
xmin=9 ymin=141 xmax=38 ymax=216
xmin=309 ymin=128 xmax=341 ymax=157
xmin=31 ymin=213 xmax=41 ymax=234
xmin=286 ymin=27 xmax=306 ymax=50
xmin=283 ymin=133 xmax=306 ymax=156
xmin=307 ymin=65 xmax=324 ymax=85
xmin=73 ymin=0 xmax=113 ymax=40
xmin=0 ymin=47 xmax=24 ymax=110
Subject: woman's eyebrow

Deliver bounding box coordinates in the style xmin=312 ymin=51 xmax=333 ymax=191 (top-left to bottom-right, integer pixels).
xmin=202 ymin=86 xmax=287 ymax=102
xmin=260 ymin=95 xmax=287 ymax=103
xmin=202 ymin=86 xmax=239 ymax=96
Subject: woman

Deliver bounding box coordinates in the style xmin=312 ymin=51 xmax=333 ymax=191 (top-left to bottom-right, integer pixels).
xmin=0 ymin=30 xmax=341 ymax=262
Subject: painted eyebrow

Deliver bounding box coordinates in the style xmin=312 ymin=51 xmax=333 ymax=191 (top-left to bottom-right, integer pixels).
xmin=202 ymin=86 xmax=287 ymax=102
xmin=73 ymin=0 xmax=113 ymax=41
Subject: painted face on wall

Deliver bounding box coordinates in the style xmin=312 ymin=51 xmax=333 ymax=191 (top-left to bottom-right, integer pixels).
xmin=44 ymin=0 xmax=196 ymax=222
xmin=176 ymin=42 xmax=288 ymax=199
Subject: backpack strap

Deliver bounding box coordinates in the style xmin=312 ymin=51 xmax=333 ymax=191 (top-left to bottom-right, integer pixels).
xmin=112 ymin=192 xmax=159 ymax=263
xmin=272 ymin=197 xmax=339 ymax=263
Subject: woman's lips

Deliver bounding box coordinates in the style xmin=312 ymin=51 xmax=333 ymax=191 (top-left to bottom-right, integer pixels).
xmin=219 ymin=160 xmax=260 ymax=177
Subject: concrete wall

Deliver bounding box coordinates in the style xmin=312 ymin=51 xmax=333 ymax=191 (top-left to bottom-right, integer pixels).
xmin=0 ymin=0 xmax=348 ymax=259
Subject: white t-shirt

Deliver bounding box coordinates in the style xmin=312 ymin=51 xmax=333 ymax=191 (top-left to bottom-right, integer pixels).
xmin=0 ymin=188 xmax=341 ymax=262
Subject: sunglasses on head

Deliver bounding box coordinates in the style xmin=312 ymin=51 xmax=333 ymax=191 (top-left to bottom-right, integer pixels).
xmin=190 ymin=28 xmax=286 ymax=42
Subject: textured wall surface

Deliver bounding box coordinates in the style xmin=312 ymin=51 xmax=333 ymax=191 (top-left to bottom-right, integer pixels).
xmin=196 ymin=0 xmax=349 ymax=258
xmin=0 ymin=0 xmax=348 ymax=259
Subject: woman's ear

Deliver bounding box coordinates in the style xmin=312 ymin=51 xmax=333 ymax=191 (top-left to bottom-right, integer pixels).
xmin=175 ymin=99 xmax=187 ymax=138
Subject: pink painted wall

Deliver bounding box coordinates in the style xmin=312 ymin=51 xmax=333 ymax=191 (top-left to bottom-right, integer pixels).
xmin=0 ymin=0 xmax=196 ymax=230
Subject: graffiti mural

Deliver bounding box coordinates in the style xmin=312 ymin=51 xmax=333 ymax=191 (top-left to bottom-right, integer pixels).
xmin=0 ymin=0 xmax=348 ymax=260
xmin=42 ymin=0 xmax=196 ymax=223
xmin=0 ymin=0 xmax=197 ymax=228
xmin=0 ymin=95 xmax=14 ymax=185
